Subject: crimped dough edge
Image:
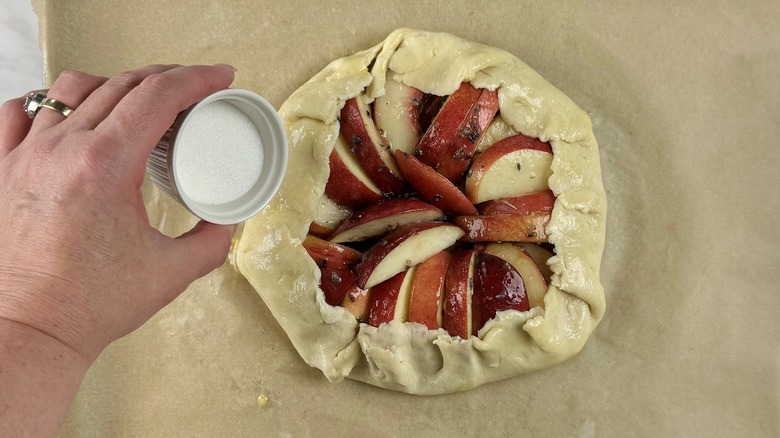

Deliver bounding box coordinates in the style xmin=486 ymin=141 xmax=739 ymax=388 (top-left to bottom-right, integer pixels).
xmin=235 ymin=28 xmax=607 ymax=395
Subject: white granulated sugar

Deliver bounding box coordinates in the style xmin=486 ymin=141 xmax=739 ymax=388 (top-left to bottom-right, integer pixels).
xmin=175 ymin=101 xmax=263 ymax=205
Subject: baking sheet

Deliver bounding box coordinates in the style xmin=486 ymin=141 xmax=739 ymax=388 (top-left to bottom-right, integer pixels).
xmin=34 ymin=0 xmax=780 ymax=436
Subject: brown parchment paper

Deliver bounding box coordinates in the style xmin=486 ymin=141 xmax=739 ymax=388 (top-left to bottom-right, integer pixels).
xmin=34 ymin=0 xmax=780 ymax=436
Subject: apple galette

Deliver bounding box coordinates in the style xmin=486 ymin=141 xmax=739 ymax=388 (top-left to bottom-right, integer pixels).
xmin=234 ymin=28 xmax=607 ymax=395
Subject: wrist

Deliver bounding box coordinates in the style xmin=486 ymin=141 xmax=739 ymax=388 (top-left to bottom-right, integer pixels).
xmin=0 ymin=316 xmax=92 ymax=374
xmin=0 ymin=265 xmax=104 ymax=362
xmin=0 ymin=317 xmax=91 ymax=437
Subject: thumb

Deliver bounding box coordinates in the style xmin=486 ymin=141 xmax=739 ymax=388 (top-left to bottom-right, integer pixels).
xmin=168 ymin=220 xmax=236 ymax=282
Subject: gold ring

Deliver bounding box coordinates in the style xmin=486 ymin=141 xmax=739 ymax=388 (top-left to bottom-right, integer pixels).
xmin=39 ymin=97 xmax=75 ymax=118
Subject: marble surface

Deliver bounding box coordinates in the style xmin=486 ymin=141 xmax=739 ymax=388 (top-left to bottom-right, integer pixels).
xmin=0 ymin=1 xmax=42 ymax=103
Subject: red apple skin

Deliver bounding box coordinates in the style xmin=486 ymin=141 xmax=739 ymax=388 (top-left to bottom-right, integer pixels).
xmin=482 ymin=242 xmax=548 ymax=310
xmin=443 ymin=248 xmax=476 ymax=339
xmin=418 ymin=94 xmax=446 ymax=133
xmin=325 ymin=139 xmax=383 ymax=209
xmin=320 ymin=267 xmax=357 ymax=306
xmin=367 ymin=271 xmax=408 ymax=327
xmin=303 ymin=235 xmax=363 ymax=269
xmin=394 ymin=150 xmax=477 ymax=215
xmin=478 ymin=190 xmax=556 ymax=216
xmin=340 ymin=97 xmax=407 ymax=195
xmin=416 ymin=83 xmax=499 ymax=182
xmin=453 ymin=213 xmax=551 ymax=242
xmin=446 ymin=87 xmax=499 ymax=179
xmin=329 ymin=198 xmax=444 ymax=243
xmin=473 ymin=253 xmax=529 ymax=331
xmin=416 ymin=83 xmax=480 ymax=173
xmin=408 ymin=251 xmax=450 ymax=330
xmin=354 ymin=221 xmax=461 ymax=289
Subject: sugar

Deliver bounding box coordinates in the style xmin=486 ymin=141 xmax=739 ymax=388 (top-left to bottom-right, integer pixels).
xmin=175 ymin=100 xmax=264 ymax=205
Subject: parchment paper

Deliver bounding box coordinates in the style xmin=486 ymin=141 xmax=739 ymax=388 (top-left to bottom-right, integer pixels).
xmin=34 ymin=1 xmax=780 ymax=436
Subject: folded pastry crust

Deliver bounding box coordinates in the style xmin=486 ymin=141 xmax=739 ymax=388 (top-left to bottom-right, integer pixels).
xmin=234 ymin=28 xmax=607 ymax=395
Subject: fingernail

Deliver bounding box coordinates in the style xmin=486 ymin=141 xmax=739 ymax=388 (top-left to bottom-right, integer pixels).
xmin=215 ymin=63 xmax=238 ymax=72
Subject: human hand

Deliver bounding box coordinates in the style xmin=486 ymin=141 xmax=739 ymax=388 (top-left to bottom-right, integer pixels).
xmin=0 ymin=64 xmax=237 ymax=363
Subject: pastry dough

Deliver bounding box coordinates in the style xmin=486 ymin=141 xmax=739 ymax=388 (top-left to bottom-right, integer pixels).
xmin=234 ymin=28 xmax=607 ymax=395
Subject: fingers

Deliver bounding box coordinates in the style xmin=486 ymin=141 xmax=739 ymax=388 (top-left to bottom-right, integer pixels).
xmin=95 ymin=64 xmax=235 ymax=163
xmin=0 ymin=97 xmax=33 ymax=159
xmin=163 ymin=221 xmax=236 ymax=294
xmin=67 ymin=64 xmax=180 ymax=131
xmin=28 ymin=70 xmax=107 ymax=135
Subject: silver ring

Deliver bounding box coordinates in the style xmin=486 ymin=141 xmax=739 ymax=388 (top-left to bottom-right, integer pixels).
xmin=40 ymin=98 xmax=75 ymax=118
xmin=23 ymin=90 xmax=48 ymax=118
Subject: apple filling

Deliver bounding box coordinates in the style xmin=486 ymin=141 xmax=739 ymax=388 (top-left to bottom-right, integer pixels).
xmin=304 ymin=81 xmax=557 ymax=339
xmin=234 ymin=28 xmax=607 ymax=394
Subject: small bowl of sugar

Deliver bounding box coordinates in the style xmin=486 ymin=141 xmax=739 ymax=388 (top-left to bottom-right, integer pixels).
xmin=146 ymin=89 xmax=287 ymax=225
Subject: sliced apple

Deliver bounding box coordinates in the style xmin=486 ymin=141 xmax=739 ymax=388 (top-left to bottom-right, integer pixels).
xmin=374 ymin=74 xmax=423 ymax=155
xmin=355 ymin=222 xmax=464 ymax=289
xmin=477 ymin=190 xmax=556 ymax=216
xmin=415 ymin=83 xmax=481 ymax=174
xmin=341 ymin=96 xmax=407 ymax=195
xmin=308 ymin=223 xmax=332 ymax=238
xmin=473 ymin=253 xmax=529 ymax=330
xmin=453 ymin=212 xmax=551 ymax=242
xmin=483 ymin=243 xmax=547 ymax=309
xmin=325 ymin=134 xmax=384 ymax=209
xmin=407 ymin=251 xmax=450 ymax=330
xmin=394 ymin=150 xmax=477 ymax=215
xmin=367 ymin=267 xmax=415 ymax=327
xmin=303 ymin=235 xmax=363 ymax=269
xmin=443 ymin=248 xmax=476 ymax=339
xmin=329 ymin=198 xmax=444 ymax=243
xmin=517 ymin=243 xmax=554 ymax=284
xmin=416 ymin=82 xmax=499 ymax=182
xmin=309 ymin=192 xmax=352 ymax=237
xmin=451 ymin=86 xmax=499 ymax=167
xmin=465 ymin=133 xmax=553 ymax=204
xmin=418 ymin=93 xmax=446 ymax=133
xmin=340 ymin=286 xmax=372 ymax=323
xmin=320 ymin=266 xmax=358 ymax=306
xmin=475 ymin=114 xmax=517 ymax=153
